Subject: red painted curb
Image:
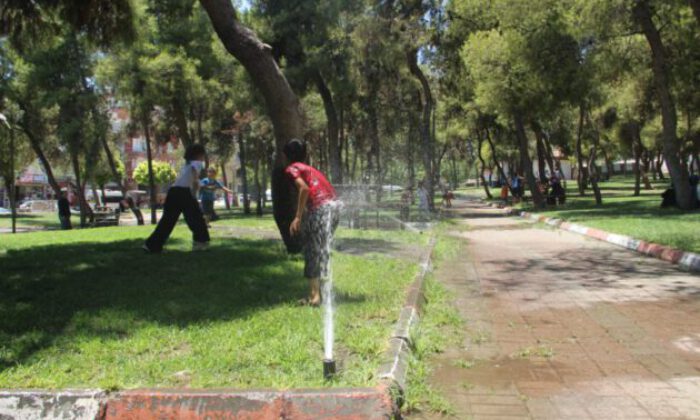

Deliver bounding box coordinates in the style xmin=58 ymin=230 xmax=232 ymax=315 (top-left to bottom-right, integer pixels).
xmin=102 ymin=388 xmax=392 ymax=420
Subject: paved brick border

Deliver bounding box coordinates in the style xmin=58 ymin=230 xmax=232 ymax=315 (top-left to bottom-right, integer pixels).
xmin=0 ymin=239 xmax=438 ymax=419
xmin=519 ymin=211 xmax=700 ymax=273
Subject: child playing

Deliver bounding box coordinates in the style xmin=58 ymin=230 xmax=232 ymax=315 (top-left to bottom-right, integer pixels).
xmin=285 ymin=139 xmax=340 ymax=307
xmin=199 ymin=167 xmax=233 ymax=226
xmin=143 ymin=144 xmax=210 ymax=253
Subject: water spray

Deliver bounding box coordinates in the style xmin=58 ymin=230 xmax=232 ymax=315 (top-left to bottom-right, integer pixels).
xmin=321 ymin=201 xmax=341 ymax=381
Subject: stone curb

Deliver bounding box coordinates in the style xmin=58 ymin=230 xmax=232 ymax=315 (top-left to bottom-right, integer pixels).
xmin=0 ymin=389 xmax=106 ymax=420
xmin=519 ymin=211 xmax=700 ymax=273
xmin=376 ymin=236 xmax=438 ymax=411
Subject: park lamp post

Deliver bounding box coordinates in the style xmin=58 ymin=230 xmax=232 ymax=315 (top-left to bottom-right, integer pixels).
xmin=0 ymin=112 xmax=17 ymax=234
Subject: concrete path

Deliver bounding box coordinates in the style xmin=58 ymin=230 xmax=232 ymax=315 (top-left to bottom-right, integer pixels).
xmin=417 ymin=198 xmax=700 ymax=419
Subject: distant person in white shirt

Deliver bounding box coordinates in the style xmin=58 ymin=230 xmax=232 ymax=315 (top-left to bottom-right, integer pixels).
xmin=143 ymin=144 xmax=210 ymax=253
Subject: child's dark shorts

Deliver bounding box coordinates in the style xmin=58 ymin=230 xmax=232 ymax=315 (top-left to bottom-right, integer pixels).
xmin=302 ymin=201 xmax=341 ymax=279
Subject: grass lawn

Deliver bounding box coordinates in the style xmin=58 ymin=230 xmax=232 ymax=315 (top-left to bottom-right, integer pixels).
xmin=0 ymin=213 xmax=61 ymax=231
xmin=0 ymin=218 xmax=422 ymax=389
xmin=463 ymin=176 xmax=700 ymax=253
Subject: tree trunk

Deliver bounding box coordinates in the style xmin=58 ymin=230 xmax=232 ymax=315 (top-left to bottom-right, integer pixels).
xmin=142 ymin=116 xmax=157 ymax=225
xmin=535 ymin=128 xmax=547 ymax=182
xmin=237 ymin=131 xmax=251 ymax=215
xmin=588 ymin=147 xmax=603 ymax=206
xmin=407 ymin=114 xmax=416 ymax=189
xmin=70 ymin=153 xmax=90 ymax=227
xmin=634 ymin=0 xmax=693 ymax=209
xmin=485 ymin=127 xmax=512 ymax=195
xmin=254 ymin=135 xmax=263 ymax=216
xmin=407 ymin=48 xmax=435 ymax=211
xmin=200 ymin=0 xmax=304 ymax=252
xmin=541 ymin=131 xmax=556 ymax=176
xmin=655 ymin=150 xmax=665 ymax=180
xmin=641 ymin=149 xmax=653 ymax=190
xmin=172 ymin=98 xmax=193 ymax=148
xmin=633 ymin=139 xmax=642 ymax=196
xmin=4 ymin=177 xmax=16 ymax=234
xmin=576 ymin=104 xmax=588 ymax=196
xmin=514 ymin=114 xmax=544 ymax=208
xmin=18 ymin=131 xmax=61 ymax=200
xmin=690 ymin=0 xmax=700 ymax=24
xmin=476 ymin=131 xmax=492 ymax=199
xmin=221 ymin=163 xmax=231 ymax=210
xmin=601 ymin=146 xmax=614 ymax=179
xmin=314 ymin=71 xmax=342 ymax=184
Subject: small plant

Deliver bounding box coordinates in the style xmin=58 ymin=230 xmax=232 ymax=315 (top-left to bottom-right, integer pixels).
xmin=453 ymin=359 xmax=475 ymax=369
xmin=460 ymin=381 xmax=475 ymax=391
xmin=513 ymin=345 xmax=555 ymax=360
xmin=472 ymin=331 xmax=490 ymax=345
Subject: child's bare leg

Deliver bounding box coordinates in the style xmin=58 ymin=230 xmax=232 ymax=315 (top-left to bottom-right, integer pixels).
xmin=309 ymin=277 xmax=321 ymax=305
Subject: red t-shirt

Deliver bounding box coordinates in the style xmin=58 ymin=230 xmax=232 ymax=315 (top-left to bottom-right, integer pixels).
xmin=285 ymin=162 xmax=337 ymax=210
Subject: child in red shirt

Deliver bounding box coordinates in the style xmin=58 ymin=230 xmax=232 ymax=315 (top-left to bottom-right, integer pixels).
xmin=285 ymin=139 xmax=340 ymax=306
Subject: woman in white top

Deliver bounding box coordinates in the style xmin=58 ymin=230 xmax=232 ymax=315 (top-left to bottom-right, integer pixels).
xmin=143 ymin=144 xmax=210 ymax=253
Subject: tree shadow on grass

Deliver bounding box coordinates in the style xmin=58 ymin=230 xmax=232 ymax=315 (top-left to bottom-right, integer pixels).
xmin=0 ymin=237 xmax=318 ymax=370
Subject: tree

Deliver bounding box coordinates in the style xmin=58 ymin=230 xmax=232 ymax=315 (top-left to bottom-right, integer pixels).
xmin=0 ymin=40 xmax=63 ymax=199
xmin=199 ymin=0 xmax=304 ymax=252
xmin=633 ymin=0 xmax=693 ymax=209
xmin=0 ymin=108 xmax=33 ymax=233
xmin=133 ymin=160 xmax=177 ymax=186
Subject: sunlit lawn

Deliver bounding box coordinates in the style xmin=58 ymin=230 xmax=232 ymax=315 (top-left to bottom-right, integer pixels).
xmin=0 ymin=213 xmax=60 ymax=230
xmin=502 ymin=176 xmax=700 ymax=253
xmin=0 ymin=218 xmax=420 ymax=389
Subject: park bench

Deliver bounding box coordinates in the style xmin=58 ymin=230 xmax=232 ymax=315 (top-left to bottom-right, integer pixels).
xmin=92 ymin=208 xmax=120 ymax=227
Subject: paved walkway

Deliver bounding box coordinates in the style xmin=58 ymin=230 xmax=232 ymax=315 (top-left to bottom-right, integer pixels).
xmin=418 ymin=198 xmax=700 ymax=419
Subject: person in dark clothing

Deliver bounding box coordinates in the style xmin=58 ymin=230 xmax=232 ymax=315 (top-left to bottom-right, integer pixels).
xmin=57 ymin=191 xmax=72 ymax=230
xmin=143 ymin=144 xmax=210 ymax=253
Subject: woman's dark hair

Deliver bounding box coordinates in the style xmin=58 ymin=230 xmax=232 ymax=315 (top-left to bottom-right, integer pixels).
xmin=184 ymin=144 xmax=206 ymax=161
xmin=283 ymin=139 xmax=306 ymax=163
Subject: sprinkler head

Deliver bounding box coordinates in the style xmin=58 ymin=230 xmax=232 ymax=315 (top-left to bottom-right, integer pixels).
xmin=323 ymin=359 xmax=336 ymax=381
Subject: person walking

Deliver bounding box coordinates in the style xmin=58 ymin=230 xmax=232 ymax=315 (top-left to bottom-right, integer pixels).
xmin=143 ymin=144 xmax=210 ymax=253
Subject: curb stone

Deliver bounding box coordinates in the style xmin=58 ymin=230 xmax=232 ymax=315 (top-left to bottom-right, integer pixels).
xmin=377 ymin=236 xmax=438 ymax=412
xmin=0 ymin=390 xmax=106 ymax=420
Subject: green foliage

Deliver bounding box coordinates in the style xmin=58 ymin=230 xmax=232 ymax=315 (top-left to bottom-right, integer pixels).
xmin=133 ymin=160 xmax=176 ymax=186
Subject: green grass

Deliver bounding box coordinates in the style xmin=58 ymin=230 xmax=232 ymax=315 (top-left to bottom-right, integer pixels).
xmin=466 ymin=176 xmax=700 ymax=253
xmin=0 ymin=213 xmax=61 ymax=230
xmin=0 ymin=222 xmax=421 ymax=389
xmin=527 ymin=177 xmax=700 ymax=253
xmin=403 ymin=234 xmax=463 ymax=416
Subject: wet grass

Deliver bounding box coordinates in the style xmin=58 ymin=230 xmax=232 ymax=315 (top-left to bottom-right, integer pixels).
xmin=0 ymin=222 xmax=419 ymax=389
